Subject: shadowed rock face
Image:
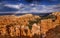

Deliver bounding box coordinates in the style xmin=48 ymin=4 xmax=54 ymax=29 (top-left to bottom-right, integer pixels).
xmin=45 ymin=25 xmax=60 ymax=38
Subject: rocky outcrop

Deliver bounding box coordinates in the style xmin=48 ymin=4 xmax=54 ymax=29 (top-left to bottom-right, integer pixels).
xmin=0 ymin=12 xmax=60 ymax=38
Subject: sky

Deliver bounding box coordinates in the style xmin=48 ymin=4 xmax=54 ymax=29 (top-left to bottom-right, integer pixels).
xmin=0 ymin=0 xmax=60 ymax=13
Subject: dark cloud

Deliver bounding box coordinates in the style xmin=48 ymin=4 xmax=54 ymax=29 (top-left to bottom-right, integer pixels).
xmin=25 ymin=0 xmax=33 ymax=3
xmin=25 ymin=0 xmax=41 ymax=3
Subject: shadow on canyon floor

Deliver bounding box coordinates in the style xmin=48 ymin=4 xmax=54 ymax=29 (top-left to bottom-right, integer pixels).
xmin=0 ymin=35 xmax=41 ymax=38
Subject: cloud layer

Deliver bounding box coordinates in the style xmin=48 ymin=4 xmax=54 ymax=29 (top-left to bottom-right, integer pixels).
xmin=0 ymin=3 xmax=60 ymax=13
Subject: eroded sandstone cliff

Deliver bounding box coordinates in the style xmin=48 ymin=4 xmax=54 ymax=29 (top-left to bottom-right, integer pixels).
xmin=0 ymin=12 xmax=60 ymax=38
